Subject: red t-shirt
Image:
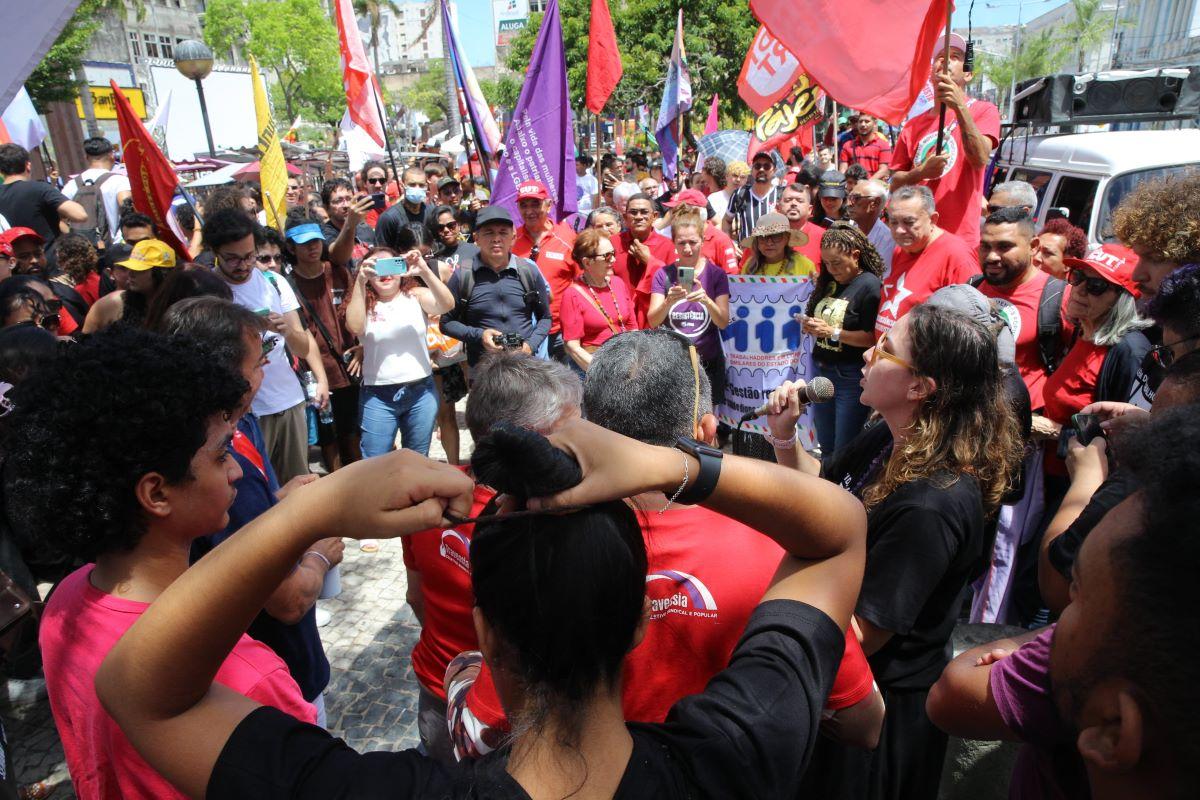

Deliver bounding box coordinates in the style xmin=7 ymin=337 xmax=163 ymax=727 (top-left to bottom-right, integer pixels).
xmin=403 ymin=477 xmax=497 ymax=698
xmin=513 ymin=221 xmax=578 ymax=334
xmin=891 ymin=99 xmax=1000 ymax=251
xmin=612 ymin=229 xmax=677 ymax=290
xmin=560 ymin=276 xmax=638 ymax=348
xmin=75 ymin=272 xmax=101 ymax=306
xmin=463 ymin=506 xmax=875 ymax=729
xmin=1042 ymin=338 xmax=1108 ymax=427
xmin=840 ymin=135 xmax=894 ymax=174
xmin=703 ymin=224 xmax=740 ymax=274
xmin=39 ymin=565 xmax=315 ymax=800
xmin=876 ymin=230 xmax=979 ymax=335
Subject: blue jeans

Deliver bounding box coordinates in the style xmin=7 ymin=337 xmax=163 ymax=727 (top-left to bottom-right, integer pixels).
xmin=812 ymin=360 xmax=871 ymax=457
xmin=359 ymin=376 xmax=439 ymax=459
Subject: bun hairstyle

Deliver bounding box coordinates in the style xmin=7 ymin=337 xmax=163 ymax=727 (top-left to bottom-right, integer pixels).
xmin=469 ymin=423 xmax=647 ymax=743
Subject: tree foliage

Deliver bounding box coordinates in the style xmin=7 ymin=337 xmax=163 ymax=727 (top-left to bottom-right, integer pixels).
xmin=502 ymin=0 xmax=756 ymax=122
xmin=478 ymin=74 xmax=522 ymax=111
xmin=1061 ymin=0 xmax=1121 ymax=72
xmin=204 ymin=0 xmax=345 ymax=127
xmin=979 ymin=29 xmax=1069 ymax=111
xmin=26 ymin=0 xmax=146 ymax=109
xmin=399 ymin=60 xmax=451 ymax=122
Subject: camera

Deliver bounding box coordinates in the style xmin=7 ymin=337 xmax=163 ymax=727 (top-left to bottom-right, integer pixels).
xmin=492 ymin=332 xmax=525 ymax=350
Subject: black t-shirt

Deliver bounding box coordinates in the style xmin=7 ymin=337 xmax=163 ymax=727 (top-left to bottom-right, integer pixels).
xmin=823 ymin=422 xmax=985 ymax=690
xmin=436 ymin=241 xmax=481 ymax=274
xmin=0 ymin=179 xmax=69 ymax=245
xmin=810 ymin=271 xmax=882 ymax=366
xmin=375 ymin=203 xmax=428 ymax=251
xmin=207 ymin=600 xmax=844 ymax=799
xmin=320 ymin=220 xmax=376 ymax=249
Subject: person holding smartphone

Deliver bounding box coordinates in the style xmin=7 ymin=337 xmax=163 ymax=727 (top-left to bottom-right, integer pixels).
xmin=648 ymin=210 xmax=731 ymax=410
xmin=344 ymin=246 xmax=454 ymax=462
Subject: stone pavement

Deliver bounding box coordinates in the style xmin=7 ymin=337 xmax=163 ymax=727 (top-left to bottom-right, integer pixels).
xmin=5 ymin=402 xmax=472 ymax=798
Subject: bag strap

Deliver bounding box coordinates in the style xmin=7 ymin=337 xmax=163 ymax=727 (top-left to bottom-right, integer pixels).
xmin=572 ymin=283 xmax=619 ymax=334
xmin=1037 ymin=276 xmax=1067 ymax=375
xmin=284 ymin=269 xmax=355 ymax=385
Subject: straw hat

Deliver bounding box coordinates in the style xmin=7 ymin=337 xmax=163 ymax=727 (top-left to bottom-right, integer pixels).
xmin=740 ymin=212 xmax=809 ymax=250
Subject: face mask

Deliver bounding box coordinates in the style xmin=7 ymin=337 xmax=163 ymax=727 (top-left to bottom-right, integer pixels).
xmin=405 ymin=187 xmax=425 ymax=205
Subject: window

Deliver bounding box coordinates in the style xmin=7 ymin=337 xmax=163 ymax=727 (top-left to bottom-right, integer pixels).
xmin=1048 ymin=175 xmax=1099 ymax=231
xmin=143 ymin=33 xmax=160 ymax=58
xmin=1100 ymin=165 xmax=1200 ymax=242
xmin=159 ymin=35 xmax=174 ymax=59
xmin=128 ymin=31 xmax=143 ymax=57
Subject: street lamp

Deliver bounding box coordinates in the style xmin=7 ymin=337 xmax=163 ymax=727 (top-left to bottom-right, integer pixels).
xmin=174 ymin=39 xmax=217 ymax=157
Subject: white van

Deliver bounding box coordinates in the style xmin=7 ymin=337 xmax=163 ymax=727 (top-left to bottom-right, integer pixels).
xmin=991 ymin=129 xmax=1200 ymax=246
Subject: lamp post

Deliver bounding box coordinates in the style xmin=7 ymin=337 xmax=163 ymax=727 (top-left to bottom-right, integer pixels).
xmin=174 ymin=39 xmax=216 ymax=157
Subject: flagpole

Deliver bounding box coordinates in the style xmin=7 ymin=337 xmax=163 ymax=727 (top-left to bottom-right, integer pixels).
xmin=368 ymin=79 xmax=403 ymax=198
xmin=935 ymin=0 xmax=954 ymax=155
xmin=594 ymin=112 xmax=603 ymax=207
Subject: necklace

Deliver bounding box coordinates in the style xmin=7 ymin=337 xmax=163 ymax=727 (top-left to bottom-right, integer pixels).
xmin=581 ymin=277 xmax=627 ymax=333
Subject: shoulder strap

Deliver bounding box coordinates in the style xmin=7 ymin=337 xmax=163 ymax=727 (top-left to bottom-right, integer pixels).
xmin=968 ymin=274 xmax=984 ymax=288
xmin=455 ymin=264 xmax=476 ymax=309
xmin=1036 ymin=276 xmax=1067 ymax=374
xmin=284 ymin=271 xmax=355 ymax=384
xmin=571 ymin=283 xmax=619 ymax=334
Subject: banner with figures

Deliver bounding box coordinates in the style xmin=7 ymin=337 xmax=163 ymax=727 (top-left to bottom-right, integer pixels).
xmin=718 ymin=275 xmax=818 ymax=447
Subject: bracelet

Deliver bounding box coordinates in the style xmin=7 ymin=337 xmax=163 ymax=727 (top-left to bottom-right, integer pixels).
xmin=660 ymin=451 xmax=691 ymax=514
xmin=303 ymin=550 xmax=332 ymax=570
xmin=764 ymin=429 xmax=799 ymax=450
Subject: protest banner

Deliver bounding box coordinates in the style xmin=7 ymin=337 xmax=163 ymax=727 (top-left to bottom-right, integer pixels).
xmin=737 ymin=26 xmax=803 ymax=116
xmin=746 ymin=73 xmax=824 ymax=161
xmin=718 ymin=275 xmax=819 ymax=449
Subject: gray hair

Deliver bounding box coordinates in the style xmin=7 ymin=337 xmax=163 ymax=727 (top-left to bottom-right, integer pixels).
xmin=990 ymin=180 xmax=1038 ymax=212
xmin=1091 ymin=290 xmax=1153 ymax=347
xmin=889 ymin=184 xmax=935 ymax=215
xmin=612 ymin=181 xmax=641 ymax=207
xmin=859 ymin=179 xmax=889 ymax=202
xmin=465 ymin=352 xmax=582 ymax=441
xmin=587 ymin=206 xmax=620 ymax=226
xmin=584 ymin=330 xmax=712 ymax=446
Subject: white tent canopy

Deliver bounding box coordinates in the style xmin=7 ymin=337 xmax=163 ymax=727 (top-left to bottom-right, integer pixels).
xmin=185 ymin=163 xmax=242 ymax=187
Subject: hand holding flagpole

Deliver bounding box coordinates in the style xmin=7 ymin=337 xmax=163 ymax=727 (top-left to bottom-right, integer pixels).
xmin=934 ymin=0 xmax=953 ymax=155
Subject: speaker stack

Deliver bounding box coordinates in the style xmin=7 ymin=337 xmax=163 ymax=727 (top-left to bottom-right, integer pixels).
xmin=1013 ymin=66 xmax=1200 ymax=126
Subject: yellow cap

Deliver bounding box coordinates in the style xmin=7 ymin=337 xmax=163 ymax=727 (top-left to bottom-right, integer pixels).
xmin=118 ymin=239 xmax=177 ymax=271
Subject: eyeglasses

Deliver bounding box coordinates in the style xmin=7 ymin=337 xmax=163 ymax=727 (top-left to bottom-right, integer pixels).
xmin=1067 ymin=270 xmax=1116 ymax=296
xmin=256 ymin=254 xmax=282 ymax=265
xmin=752 ymin=162 xmax=774 ymax=170
xmin=365 ymin=177 xmax=387 ymax=185
xmin=1147 ymin=334 xmax=1200 ymax=370
xmin=218 ymin=252 xmax=256 ymax=268
xmin=587 ymin=251 xmax=616 ymax=262
xmin=869 ymin=331 xmax=914 ymax=370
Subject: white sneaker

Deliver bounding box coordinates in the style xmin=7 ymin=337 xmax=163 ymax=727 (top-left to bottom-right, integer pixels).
xmin=315 ymin=607 xmax=332 ymax=627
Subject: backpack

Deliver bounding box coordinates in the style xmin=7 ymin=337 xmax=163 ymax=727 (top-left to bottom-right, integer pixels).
xmin=970 ymin=274 xmax=1068 ymax=374
xmin=453 ymin=257 xmax=545 ymax=321
xmin=68 ymin=173 xmax=115 ymax=246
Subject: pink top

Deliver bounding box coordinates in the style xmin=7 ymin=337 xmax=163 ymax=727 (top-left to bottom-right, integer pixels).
xmin=560 ymin=276 xmax=638 ymax=348
xmin=39 ymin=564 xmax=316 ymax=800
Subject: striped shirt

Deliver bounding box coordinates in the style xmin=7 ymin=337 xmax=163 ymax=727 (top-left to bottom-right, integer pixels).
xmin=725 ymin=182 xmax=783 ymax=242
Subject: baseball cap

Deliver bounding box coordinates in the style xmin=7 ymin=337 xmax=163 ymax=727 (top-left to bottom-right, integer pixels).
xmin=1063 ymin=243 xmax=1141 ymax=297
xmin=0 ymin=241 xmax=11 ymax=257
xmin=926 ymin=284 xmax=1017 ymax=364
xmin=818 ymin=170 xmax=847 ymax=199
xmin=946 ymin=33 xmax=968 ymax=56
xmin=475 ymin=205 xmax=514 ymax=228
xmin=516 ymin=180 xmax=550 ymax=201
xmin=0 ymin=227 xmax=44 ymax=247
xmin=437 ymin=176 xmax=461 ymax=191
xmin=286 ymin=222 xmax=325 ymax=244
xmin=117 ymin=239 xmax=177 ymax=271
xmin=665 ymin=189 xmax=708 ymax=209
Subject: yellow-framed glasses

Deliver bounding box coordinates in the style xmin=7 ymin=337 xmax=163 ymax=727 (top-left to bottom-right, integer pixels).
xmin=870 ymin=331 xmax=914 ymax=370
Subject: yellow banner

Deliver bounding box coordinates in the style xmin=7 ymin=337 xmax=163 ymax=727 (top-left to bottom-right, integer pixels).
xmin=76 ymin=86 xmax=146 ymax=120
xmin=250 ymin=56 xmax=288 ymax=232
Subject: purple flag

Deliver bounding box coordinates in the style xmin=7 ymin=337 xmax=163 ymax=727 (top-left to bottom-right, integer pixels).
xmin=491 ymin=0 xmax=577 ymax=220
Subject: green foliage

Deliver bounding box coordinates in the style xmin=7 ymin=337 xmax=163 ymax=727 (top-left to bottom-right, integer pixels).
xmin=399 ymin=60 xmax=451 ymax=122
xmin=502 ymin=0 xmax=756 ymax=122
xmin=204 ymin=0 xmax=345 ymax=127
xmin=1061 ymin=0 xmax=1121 ymax=71
xmin=478 ymin=74 xmax=522 ymax=110
xmin=26 ymin=0 xmax=147 ymax=109
xmin=352 ymin=0 xmax=403 ymax=72
xmin=979 ymin=29 xmax=1069 ymax=109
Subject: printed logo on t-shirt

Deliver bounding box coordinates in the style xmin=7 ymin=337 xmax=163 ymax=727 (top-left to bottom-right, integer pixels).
xmin=439 ymin=529 xmax=471 ymax=575
xmin=912 ymin=130 xmax=959 ymax=179
xmin=990 ymin=297 xmax=1022 ymax=340
xmin=646 ymin=569 xmax=718 ymax=620
xmin=876 ymin=273 xmax=913 ymax=333
xmin=667 ymin=299 xmax=712 ymax=340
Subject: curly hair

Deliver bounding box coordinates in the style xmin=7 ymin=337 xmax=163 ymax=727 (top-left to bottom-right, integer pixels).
xmin=805 ymin=222 xmax=886 ymax=316
xmin=1 ymin=326 xmax=247 ymax=561
xmin=53 ymin=234 xmax=99 ymax=284
xmin=1111 ymin=175 xmax=1200 ymax=264
xmin=1038 ymin=218 xmax=1088 ymax=259
xmin=862 ymin=305 xmax=1023 ymax=516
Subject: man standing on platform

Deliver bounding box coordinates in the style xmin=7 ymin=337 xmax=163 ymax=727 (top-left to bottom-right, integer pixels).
xmin=838 ymin=115 xmax=892 ymax=180
xmin=886 ymin=33 xmax=999 ymax=252
xmin=512 ymin=180 xmax=577 ymax=361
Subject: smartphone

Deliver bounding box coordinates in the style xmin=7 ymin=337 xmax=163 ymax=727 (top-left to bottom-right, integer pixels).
xmin=1071 ymin=412 xmax=1105 ymax=446
xmin=677 ymin=266 xmax=695 ymax=288
xmin=374 ymin=256 xmax=409 ymax=277
xmin=371 ymin=192 xmax=386 ymax=212
xmin=254 ymin=307 xmax=271 ymax=317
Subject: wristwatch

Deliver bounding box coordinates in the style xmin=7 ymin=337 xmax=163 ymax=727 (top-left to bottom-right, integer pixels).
xmin=673 ymin=437 xmax=723 ymax=505
xmin=831 ymin=327 xmax=842 ymax=343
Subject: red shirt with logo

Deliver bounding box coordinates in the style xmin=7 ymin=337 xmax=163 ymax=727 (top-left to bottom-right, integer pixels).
xmin=402 ymin=475 xmax=497 ymax=699
xmin=875 ymin=231 xmax=979 ymax=335
xmin=890 ymin=99 xmax=1000 ymax=251
xmin=513 ymin=221 xmax=578 ymax=334
xmin=461 ymin=506 xmax=875 ymax=732
xmin=977 ymin=271 xmax=1074 ymax=411
xmin=613 ymin=230 xmax=677 ymax=326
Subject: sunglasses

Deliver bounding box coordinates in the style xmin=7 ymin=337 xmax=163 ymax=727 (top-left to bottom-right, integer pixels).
xmin=435 ymin=220 xmax=459 ymax=231
xmin=587 ymin=251 xmax=616 ymax=262
xmin=256 ymin=254 xmax=282 ymax=264
xmin=869 ymin=331 xmax=914 ymax=370
xmin=1147 ymin=334 xmax=1200 ymax=370
xmin=365 ymin=177 xmax=387 ymax=185
xmin=1067 ymin=270 xmax=1116 ymax=296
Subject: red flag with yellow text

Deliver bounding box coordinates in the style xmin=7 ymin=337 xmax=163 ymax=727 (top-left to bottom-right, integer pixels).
xmin=110 ymin=80 xmax=189 ymax=259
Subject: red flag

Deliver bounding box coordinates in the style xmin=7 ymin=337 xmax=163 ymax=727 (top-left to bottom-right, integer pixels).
xmin=704 ymin=94 xmax=720 ymax=135
xmin=333 ymin=0 xmax=387 ymax=147
xmin=746 ymin=73 xmax=824 ymax=162
xmin=109 ymin=81 xmax=189 ymax=260
xmin=585 ymin=0 xmax=622 ymax=114
xmin=737 ymin=26 xmax=803 ymax=116
xmin=749 ymin=0 xmax=949 ymax=125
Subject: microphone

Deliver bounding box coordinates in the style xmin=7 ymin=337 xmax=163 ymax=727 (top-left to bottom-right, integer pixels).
xmin=739 ymin=376 xmax=835 ymax=422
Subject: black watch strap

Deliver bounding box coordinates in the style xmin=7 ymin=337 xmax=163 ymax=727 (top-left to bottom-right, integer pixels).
xmin=673 ymin=437 xmax=723 ymax=506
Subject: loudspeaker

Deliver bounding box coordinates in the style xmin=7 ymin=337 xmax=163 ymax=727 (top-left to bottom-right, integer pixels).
xmin=1014 ymin=66 xmax=1200 ymax=126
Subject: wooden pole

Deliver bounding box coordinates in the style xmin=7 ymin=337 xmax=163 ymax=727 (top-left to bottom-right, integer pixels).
xmin=594 ymin=112 xmax=603 ymax=208
xmin=935 ymin=0 xmax=954 ymax=155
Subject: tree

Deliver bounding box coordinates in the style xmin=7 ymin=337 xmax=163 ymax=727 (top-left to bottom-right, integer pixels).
xmin=399 ymin=60 xmax=451 ymax=121
xmin=1060 ymin=0 xmax=1118 ymax=71
xmin=478 ymin=74 xmax=522 ymax=111
xmin=204 ymin=0 xmax=345 ymax=128
xmin=26 ymin=0 xmax=146 ymax=110
xmin=979 ymin=29 xmax=1069 ymax=112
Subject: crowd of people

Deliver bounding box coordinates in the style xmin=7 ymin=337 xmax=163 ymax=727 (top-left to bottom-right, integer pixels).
xmin=0 ymin=29 xmax=1198 ymax=800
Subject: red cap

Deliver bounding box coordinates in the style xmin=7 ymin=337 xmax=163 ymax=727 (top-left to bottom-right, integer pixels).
xmin=665 ymin=189 xmax=709 ymax=208
xmin=1063 ymin=243 xmax=1141 ymax=298
xmin=516 ymin=180 xmax=550 ymax=201
xmin=0 ymin=227 xmax=44 ymax=246
xmin=0 ymin=241 xmax=11 ymax=257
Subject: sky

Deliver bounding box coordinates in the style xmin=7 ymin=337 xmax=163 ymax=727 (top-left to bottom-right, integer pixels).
xmin=453 ymin=0 xmax=499 ymax=68
xmin=951 ymin=0 xmax=1069 ymax=29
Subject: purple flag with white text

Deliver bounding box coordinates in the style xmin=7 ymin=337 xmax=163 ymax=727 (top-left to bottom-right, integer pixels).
xmin=491 ymin=0 xmax=577 ymax=220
